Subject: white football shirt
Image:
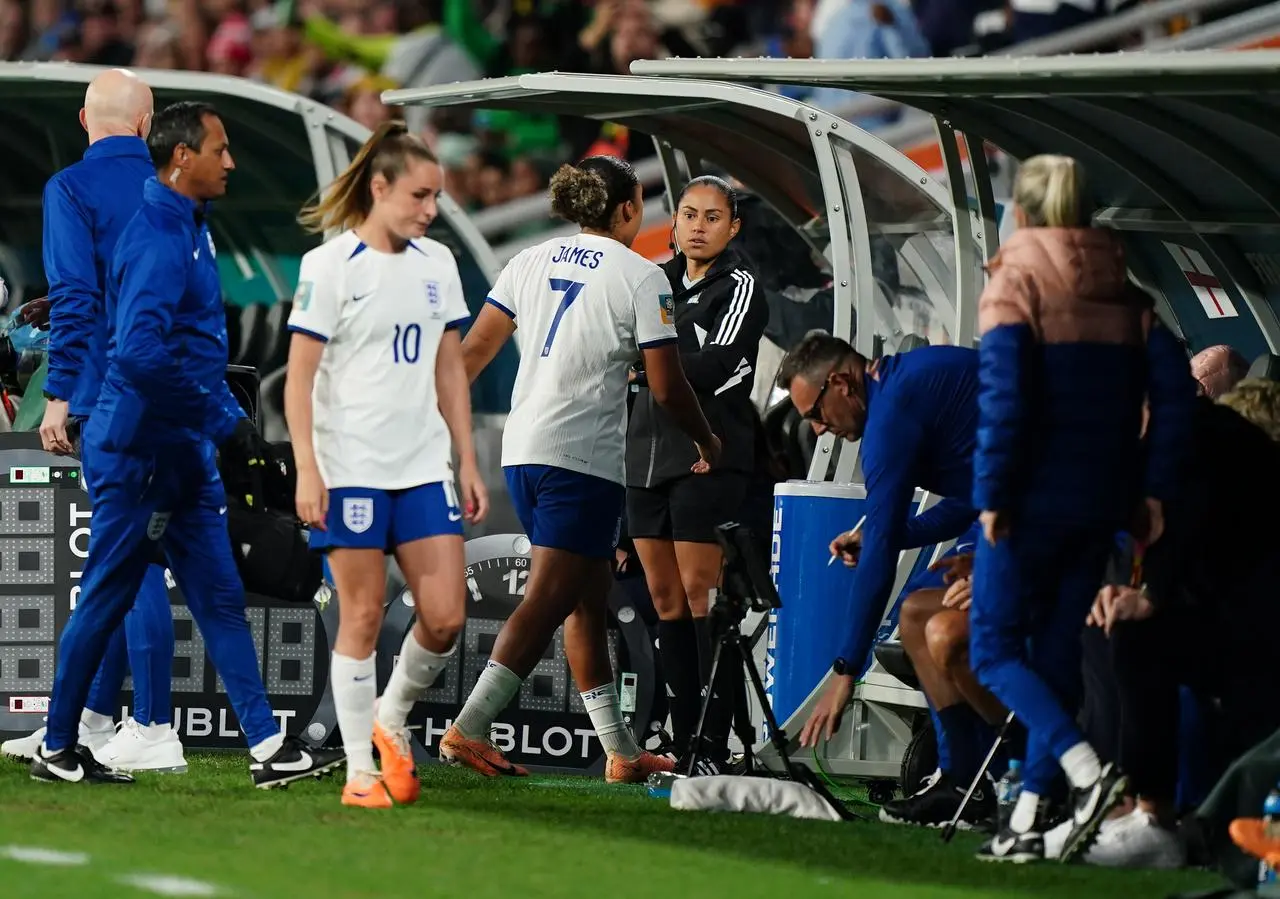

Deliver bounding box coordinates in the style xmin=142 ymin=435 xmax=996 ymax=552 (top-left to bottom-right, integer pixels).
xmin=489 ymin=233 xmax=677 ymax=484
xmin=287 ymin=230 xmax=471 ymax=490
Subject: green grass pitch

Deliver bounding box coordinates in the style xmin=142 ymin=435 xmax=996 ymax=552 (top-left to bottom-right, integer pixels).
xmin=0 ymin=753 xmax=1222 ymax=898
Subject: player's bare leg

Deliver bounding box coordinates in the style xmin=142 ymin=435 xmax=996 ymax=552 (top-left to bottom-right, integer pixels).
xmin=328 ymin=547 xmax=393 ymax=808
xmin=374 ymin=534 xmax=466 ymax=804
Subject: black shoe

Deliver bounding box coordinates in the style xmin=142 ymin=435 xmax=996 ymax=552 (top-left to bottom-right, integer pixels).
xmin=1060 ymin=762 xmax=1129 ymax=863
xmin=976 ymin=826 xmax=1045 ymax=864
xmin=30 ymin=743 xmax=134 ymax=785
xmin=250 ymin=736 xmax=344 ymax=789
xmin=879 ymin=770 xmax=995 ymax=831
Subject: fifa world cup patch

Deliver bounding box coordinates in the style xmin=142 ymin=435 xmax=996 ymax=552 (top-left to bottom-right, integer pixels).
xmin=659 ymin=293 xmax=675 ymax=325
xmin=294 ymin=280 xmax=315 ymax=311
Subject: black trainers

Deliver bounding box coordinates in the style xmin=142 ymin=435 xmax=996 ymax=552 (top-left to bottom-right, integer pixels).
xmin=30 ymin=743 xmax=134 ymax=785
xmin=977 ymin=826 xmax=1046 ymax=864
xmin=250 ymin=736 xmax=344 ymax=789
xmin=1060 ymin=761 xmax=1129 ymax=863
xmin=879 ymin=769 xmax=995 ymax=831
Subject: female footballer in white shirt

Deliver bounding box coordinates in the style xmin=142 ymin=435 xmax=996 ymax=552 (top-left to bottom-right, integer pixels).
xmin=443 ymin=155 xmax=721 ymax=783
xmin=284 ymin=121 xmax=487 ymax=809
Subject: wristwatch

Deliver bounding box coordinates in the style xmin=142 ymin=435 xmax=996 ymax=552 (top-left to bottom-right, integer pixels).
xmin=832 ymin=657 xmax=851 ymax=676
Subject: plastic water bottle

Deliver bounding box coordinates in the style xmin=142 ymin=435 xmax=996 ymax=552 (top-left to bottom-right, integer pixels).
xmin=994 ymin=761 xmax=1023 ymax=830
xmin=1259 ymin=785 xmax=1280 ymax=896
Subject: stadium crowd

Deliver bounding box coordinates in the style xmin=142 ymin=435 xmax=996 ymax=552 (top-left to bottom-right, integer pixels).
xmin=0 ymin=0 xmax=1208 ymax=228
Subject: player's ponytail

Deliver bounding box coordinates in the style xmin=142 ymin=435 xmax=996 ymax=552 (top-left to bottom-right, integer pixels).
xmin=298 ymin=121 xmax=439 ymax=234
xmin=1013 ymin=154 xmax=1090 ymax=229
xmin=549 ymin=156 xmax=639 ymax=233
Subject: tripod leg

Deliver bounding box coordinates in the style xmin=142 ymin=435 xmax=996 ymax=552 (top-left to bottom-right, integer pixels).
xmin=686 ymin=628 xmax=726 ymax=776
xmin=941 ymin=710 xmax=1015 ymax=843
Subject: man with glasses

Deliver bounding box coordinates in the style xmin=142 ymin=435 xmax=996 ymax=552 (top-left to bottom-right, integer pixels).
xmin=775 ymin=331 xmax=982 ymax=765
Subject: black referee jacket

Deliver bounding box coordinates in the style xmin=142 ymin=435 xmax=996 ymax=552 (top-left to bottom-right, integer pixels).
xmin=626 ymin=247 xmax=768 ymax=488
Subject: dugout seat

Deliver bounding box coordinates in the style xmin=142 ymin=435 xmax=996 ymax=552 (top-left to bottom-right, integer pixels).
xmin=258 ymin=366 xmax=287 ymax=444
xmin=1248 ymin=353 xmax=1280 ymax=381
xmin=872 ymin=640 xmax=920 ymax=691
xmin=258 ymin=300 xmax=292 ymax=375
xmin=236 ymin=303 xmax=271 ymax=370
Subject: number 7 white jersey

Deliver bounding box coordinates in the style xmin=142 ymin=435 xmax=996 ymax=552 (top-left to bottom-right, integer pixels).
xmin=287 ymin=230 xmax=471 ymax=490
xmin=487 ymin=233 xmax=677 ymax=485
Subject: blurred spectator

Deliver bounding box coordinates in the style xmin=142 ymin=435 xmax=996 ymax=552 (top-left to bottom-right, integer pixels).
xmin=343 ymin=72 xmax=401 ymax=131
xmin=0 ymin=0 xmax=29 ymax=60
xmin=1189 ymin=344 xmax=1249 ymax=400
xmin=132 ymin=21 xmax=180 ymax=69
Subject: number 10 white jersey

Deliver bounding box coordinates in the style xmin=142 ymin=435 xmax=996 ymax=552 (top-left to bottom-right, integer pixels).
xmin=287 ymin=230 xmax=471 ymax=490
xmin=488 ymin=233 xmax=677 ymax=485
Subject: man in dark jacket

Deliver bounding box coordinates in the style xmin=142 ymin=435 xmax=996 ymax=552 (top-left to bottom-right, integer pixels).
xmin=34 ymin=101 xmax=342 ymax=788
xmin=2 ymin=69 xmax=178 ymax=770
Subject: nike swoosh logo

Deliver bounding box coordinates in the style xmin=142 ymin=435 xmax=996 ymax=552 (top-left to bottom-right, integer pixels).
xmin=352 ymin=293 xmax=372 ymax=302
xmin=354 ymin=674 xmax=373 ymax=682
xmin=46 ymin=759 xmax=85 ymax=782
xmin=991 ymin=836 xmax=1017 ymax=854
xmin=448 ymin=512 xmax=462 ymax=522
xmin=269 ymin=751 xmax=316 ymax=772
xmin=219 ymin=507 xmax=227 ymax=515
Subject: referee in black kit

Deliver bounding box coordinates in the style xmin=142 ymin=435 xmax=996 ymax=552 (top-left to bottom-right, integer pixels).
xmin=625 ymin=176 xmax=768 ymax=774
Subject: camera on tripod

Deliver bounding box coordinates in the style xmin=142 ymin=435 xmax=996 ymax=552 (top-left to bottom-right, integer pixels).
xmin=711 ymin=521 xmax=782 ymax=616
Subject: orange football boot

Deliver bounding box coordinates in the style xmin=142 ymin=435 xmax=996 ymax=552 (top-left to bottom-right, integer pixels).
xmin=1230 ymin=818 xmax=1280 ymax=868
xmin=438 ymin=725 xmax=529 ymax=777
xmin=341 ymin=772 xmax=393 ymax=809
xmin=372 ymin=719 xmax=420 ymax=805
xmin=605 ymin=751 xmax=675 ymax=784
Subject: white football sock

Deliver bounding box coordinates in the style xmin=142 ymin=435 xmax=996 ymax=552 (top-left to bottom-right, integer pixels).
xmin=81 ymin=709 xmax=113 ymax=732
xmin=453 ymin=661 xmax=521 ymax=740
xmin=377 ymin=631 xmax=454 ymax=730
xmin=1010 ymin=789 xmax=1041 ymax=834
xmin=581 ymin=682 xmax=640 ymax=761
xmin=331 ymin=652 xmax=377 ymax=781
xmin=249 ymin=732 xmax=285 ymax=762
xmin=1060 ymin=741 xmax=1103 ymax=790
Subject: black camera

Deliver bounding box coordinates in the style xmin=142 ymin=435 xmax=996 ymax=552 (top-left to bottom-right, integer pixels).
xmin=712 ymin=521 xmax=782 ymax=615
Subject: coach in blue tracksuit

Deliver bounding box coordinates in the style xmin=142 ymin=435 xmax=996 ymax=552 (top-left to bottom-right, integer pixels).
xmin=39 ymin=69 xmax=175 ymax=759
xmin=774 ymin=333 xmax=981 ymax=747
xmin=34 ymin=101 xmax=342 ymax=787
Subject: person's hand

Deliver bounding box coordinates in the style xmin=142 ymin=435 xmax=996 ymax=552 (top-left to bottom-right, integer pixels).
xmin=18 ymin=297 xmax=50 ymax=330
xmin=627 ymin=369 xmax=637 ymax=384
xmin=929 ymin=552 xmax=973 ymax=583
xmin=1087 ymin=584 xmax=1155 ymax=636
xmin=941 ymin=576 xmax=972 ymax=611
xmin=295 ymin=463 xmax=328 ymax=531
xmin=615 ymin=547 xmax=630 ymax=573
xmin=829 ymin=526 xmax=863 ymax=567
xmin=40 ymin=399 xmax=74 ymax=455
xmin=692 ymin=434 xmax=721 ymax=473
xmin=459 ymin=460 xmax=488 ymax=525
xmin=221 ymin=418 xmax=270 ymax=510
xmin=980 ymin=509 xmax=1010 ymax=545
xmin=799 ymin=674 xmax=856 ymax=747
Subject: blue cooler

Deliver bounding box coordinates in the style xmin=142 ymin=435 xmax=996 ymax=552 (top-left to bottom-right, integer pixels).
xmin=766 ymin=481 xmax=940 ymax=727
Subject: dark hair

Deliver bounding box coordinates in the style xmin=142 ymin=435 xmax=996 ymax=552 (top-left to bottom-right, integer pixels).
xmin=776 ymin=330 xmax=861 ymax=390
xmin=548 ymin=156 xmax=638 ymax=232
xmin=298 ymin=120 xmax=438 ymax=234
xmin=148 ymin=100 xmax=219 ymax=169
xmin=678 ymin=175 xmax=739 ymax=220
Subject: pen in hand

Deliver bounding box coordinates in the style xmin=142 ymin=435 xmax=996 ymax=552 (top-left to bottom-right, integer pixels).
xmin=828 ymin=514 xmax=867 ymax=566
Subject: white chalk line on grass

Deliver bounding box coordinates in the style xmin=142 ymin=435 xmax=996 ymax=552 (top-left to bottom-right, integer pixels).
xmin=1 ymin=845 xmax=229 ymax=896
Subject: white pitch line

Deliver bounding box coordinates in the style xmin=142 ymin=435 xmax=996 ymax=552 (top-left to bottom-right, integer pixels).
xmin=0 ymin=845 xmax=90 ymax=866
xmin=116 ymin=874 xmax=225 ymax=896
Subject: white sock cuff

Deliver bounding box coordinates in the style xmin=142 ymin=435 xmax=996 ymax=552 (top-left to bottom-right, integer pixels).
xmin=580 ymin=683 xmax=618 ymax=707
xmin=332 ymin=651 xmax=376 ymax=674
xmin=1010 ymin=789 xmax=1041 ymax=834
xmin=402 ymin=630 xmax=455 ymax=662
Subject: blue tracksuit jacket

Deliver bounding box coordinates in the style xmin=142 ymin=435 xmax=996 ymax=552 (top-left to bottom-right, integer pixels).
xmin=972 ymin=228 xmax=1194 ymax=524
xmin=835 ymin=345 xmax=981 ymax=664
xmin=94 ymin=177 xmax=243 ymax=451
xmin=42 ymin=136 xmax=156 ymax=416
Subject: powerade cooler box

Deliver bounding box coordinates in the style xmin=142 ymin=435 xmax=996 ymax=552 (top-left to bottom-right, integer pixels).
xmin=766 ymin=481 xmax=940 ymax=727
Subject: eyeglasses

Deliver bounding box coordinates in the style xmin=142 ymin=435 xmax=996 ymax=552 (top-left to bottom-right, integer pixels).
xmin=801 ymin=372 xmax=836 ymax=425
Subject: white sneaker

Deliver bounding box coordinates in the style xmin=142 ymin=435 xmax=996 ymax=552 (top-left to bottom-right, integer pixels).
xmin=96 ymin=719 xmax=187 ymax=773
xmin=2 ymin=717 xmax=115 ymax=763
xmin=1045 ymin=807 xmax=1184 ymax=868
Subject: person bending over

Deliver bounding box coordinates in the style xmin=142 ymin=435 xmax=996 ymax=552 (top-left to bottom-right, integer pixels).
xmin=31 ymin=101 xmax=343 ymax=788
xmin=625 ymin=175 xmax=767 ymax=774
xmin=286 ymin=122 xmax=487 ymax=809
xmin=445 ymin=156 xmax=720 ymax=783
xmin=967 ymin=154 xmax=1194 ymax=863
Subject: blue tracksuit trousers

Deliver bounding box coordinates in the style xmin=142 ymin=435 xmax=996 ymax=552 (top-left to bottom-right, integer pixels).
xmin=969 ymin=523 xmax=1113 ymax=795
xmin=46 ymin=435 xmax=278 ymax=752
xmin=79 ymin=433 xmax=175 ymax=727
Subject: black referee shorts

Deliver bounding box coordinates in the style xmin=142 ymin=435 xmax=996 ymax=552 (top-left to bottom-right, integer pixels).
xmin=626 ymin=471 xmax=750 ymax=544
